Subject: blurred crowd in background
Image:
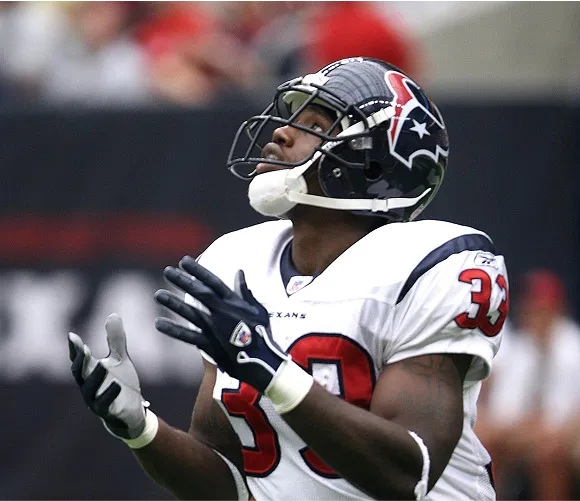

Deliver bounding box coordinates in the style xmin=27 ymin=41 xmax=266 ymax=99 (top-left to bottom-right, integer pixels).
xmin=0 ymin=1 xmax=416 ymax=107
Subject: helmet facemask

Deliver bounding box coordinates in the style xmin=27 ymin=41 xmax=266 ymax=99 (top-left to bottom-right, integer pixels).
xmin=227 ymin=63 xmax=443 ymax=221
xmin=227 ymin=77 xmax=372 ymax=180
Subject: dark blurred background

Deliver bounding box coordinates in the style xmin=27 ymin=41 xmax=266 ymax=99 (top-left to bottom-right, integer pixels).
xmin=1 ymin=2 xmax=579 ymax=500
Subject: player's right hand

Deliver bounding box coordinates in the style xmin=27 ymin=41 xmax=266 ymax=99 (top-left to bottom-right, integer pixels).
xmin=68 ymin=313 xmax=148 ymax=440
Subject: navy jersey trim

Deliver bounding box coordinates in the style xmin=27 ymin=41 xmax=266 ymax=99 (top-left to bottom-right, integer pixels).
xmin=280 ymin=241 xmax=320 ymax=296
xmin=485 ymin=461 xmax=496 ymax=491
xmin=279 ymin=241 xmax=298 ymax=291
xmin=396 ymin=233 xmax=497 ymax=304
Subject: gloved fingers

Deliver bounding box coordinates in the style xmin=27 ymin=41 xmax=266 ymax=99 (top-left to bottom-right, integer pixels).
xmin=179 ymin=256 xmax=233 ymax=299
xmin=234 ymin=269 xmax=257 ymax=303
xmin=68 ymin=332 xmax=85 ymax=362
xmin=92 ymin=380 xmax=121 ymax=416
xmin=233 ymin=269 xmax=246 ymax=299
xmin=105 ymin=313 xmax=129 ymax=362
xmin=234 ymin=269 xmax=268 ymax=317
xmin=163 ymin=266 xmax=220 ymax=308
xmin=69 ymin=333 xmax=96 ymax=385
xmin=82 ymin=344 xmax=99 ymax=378
xmin=101 ymin=415 xmax=129 ymax=436
xmin=154 ymin=289 xmax=213 ymax=332
xmin=81 ymin=363 xmax=107 ymax=411
xmin=70 ymin=347 xmax=86 ymax=386
xmin=155 ymin=317 xmax=215 ymax=355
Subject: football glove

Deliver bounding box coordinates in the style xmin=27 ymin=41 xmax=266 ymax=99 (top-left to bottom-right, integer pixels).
xmin=68 ymin=314 xmax=158 ymax=446
xmin=154 ymin=256 xmax=313 ymax=412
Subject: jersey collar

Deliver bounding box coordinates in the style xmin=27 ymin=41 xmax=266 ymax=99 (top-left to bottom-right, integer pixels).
xmin=279 ymin=241 xmax=317 ymax=296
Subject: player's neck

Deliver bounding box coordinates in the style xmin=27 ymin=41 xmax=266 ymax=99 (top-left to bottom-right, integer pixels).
xmin=289 ymin=209 xmax=380 ymax=276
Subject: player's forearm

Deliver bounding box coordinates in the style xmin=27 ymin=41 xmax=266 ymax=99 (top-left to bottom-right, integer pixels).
xmin=282 ymin=383 xmax=423 ymax=500
xmin=132 ymin=418 xmax=239 ymax=500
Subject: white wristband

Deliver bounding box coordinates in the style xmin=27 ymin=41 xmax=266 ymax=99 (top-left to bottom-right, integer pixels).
xmin=122 ymin=410 xmax=159 ymax=449
xmin=408 ymin=430 xmax=430 ymax=501
xmin=265 ymin=360 xmax=314 ymax=414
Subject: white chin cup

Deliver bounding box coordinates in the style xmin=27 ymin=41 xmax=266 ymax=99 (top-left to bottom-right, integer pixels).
xmin=248 ymin=168 xmax=308 ymax=218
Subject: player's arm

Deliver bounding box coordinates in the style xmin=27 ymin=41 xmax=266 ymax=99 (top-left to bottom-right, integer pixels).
xmin=132 ymin=359 xmax=247 ymax=500
xmin=68 ymin=317 xmax=247 ymax=501
xmin=189 ymin=360 xmax=245 ymax=464
xmin=282 ymin=353 xmax=471 ymax=499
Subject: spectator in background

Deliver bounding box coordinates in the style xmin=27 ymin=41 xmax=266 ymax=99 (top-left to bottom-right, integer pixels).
xmin=135 ymin=2 xmax=262 ymax=106
xmin=305 ymin=2 xmax=417 ymax=76
xmin=248 ymin=1 xmax=418 ymax=88
xmin=0 ymin=1 xmax=67 ymax=102
xmin=41 ymin=2 xmax=151 ymax=106
xmin=476 ymin=269 xmax=580 ymax=500
xmin=206 ymin=1 xmax=306 ymax=88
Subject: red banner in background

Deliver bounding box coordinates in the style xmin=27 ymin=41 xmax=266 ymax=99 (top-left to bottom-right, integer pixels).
xmin=0 ymin=213 xmax=213 ymax=264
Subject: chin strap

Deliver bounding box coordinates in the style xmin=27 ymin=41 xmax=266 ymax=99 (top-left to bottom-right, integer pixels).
xmin=286 ymin=187 xmax=432 ymax=213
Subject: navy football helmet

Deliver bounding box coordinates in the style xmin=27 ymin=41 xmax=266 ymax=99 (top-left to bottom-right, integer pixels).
xmin=227 ymin=57 xmax=449 ymax=222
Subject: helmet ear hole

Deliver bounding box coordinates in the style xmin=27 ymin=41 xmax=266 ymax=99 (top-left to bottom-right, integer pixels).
xmin=364 ymin=161 xmax=382 ymax=181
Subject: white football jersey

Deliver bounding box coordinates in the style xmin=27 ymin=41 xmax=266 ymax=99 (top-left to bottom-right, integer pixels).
xmin=197 ymin=219 xmax=508 ymax=501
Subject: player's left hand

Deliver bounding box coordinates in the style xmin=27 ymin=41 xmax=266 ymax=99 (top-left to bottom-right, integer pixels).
xmin=154 ymin=256 xmax=290 ymax=393
xmin=68 ymin=314 xmax=151 ymax=441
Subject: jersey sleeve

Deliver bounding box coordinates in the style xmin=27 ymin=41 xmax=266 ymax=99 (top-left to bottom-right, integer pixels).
xmin=385 ymin=249 xmax=509 ymax=381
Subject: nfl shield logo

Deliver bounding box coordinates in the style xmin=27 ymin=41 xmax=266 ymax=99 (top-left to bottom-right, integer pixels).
xmin=286 ymin=275 xmax=314 ymax=295
xmin=230 ymin=321 xmax=252 ymax=347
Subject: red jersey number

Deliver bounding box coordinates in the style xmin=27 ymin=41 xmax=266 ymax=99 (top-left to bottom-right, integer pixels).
xmin=454 ymin=268 xmax=509 ymax=336
xmin=221 ymin=383 xmax=280 ymax=477
xmin=220 ymin=334 xmax=375 ymax=477
xmin=290 ymin=334 xmax=375 ymax=478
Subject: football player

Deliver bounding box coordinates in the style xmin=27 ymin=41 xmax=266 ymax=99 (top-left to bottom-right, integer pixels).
xmin=69 ymin=57 xmax=509 ymax=500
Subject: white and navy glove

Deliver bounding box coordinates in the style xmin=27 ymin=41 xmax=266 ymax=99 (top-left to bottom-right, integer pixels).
xmin=68 ymin=314 xmax=159 ymax=448
xmin=155 ymin=256 xmax=313 ymax=413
